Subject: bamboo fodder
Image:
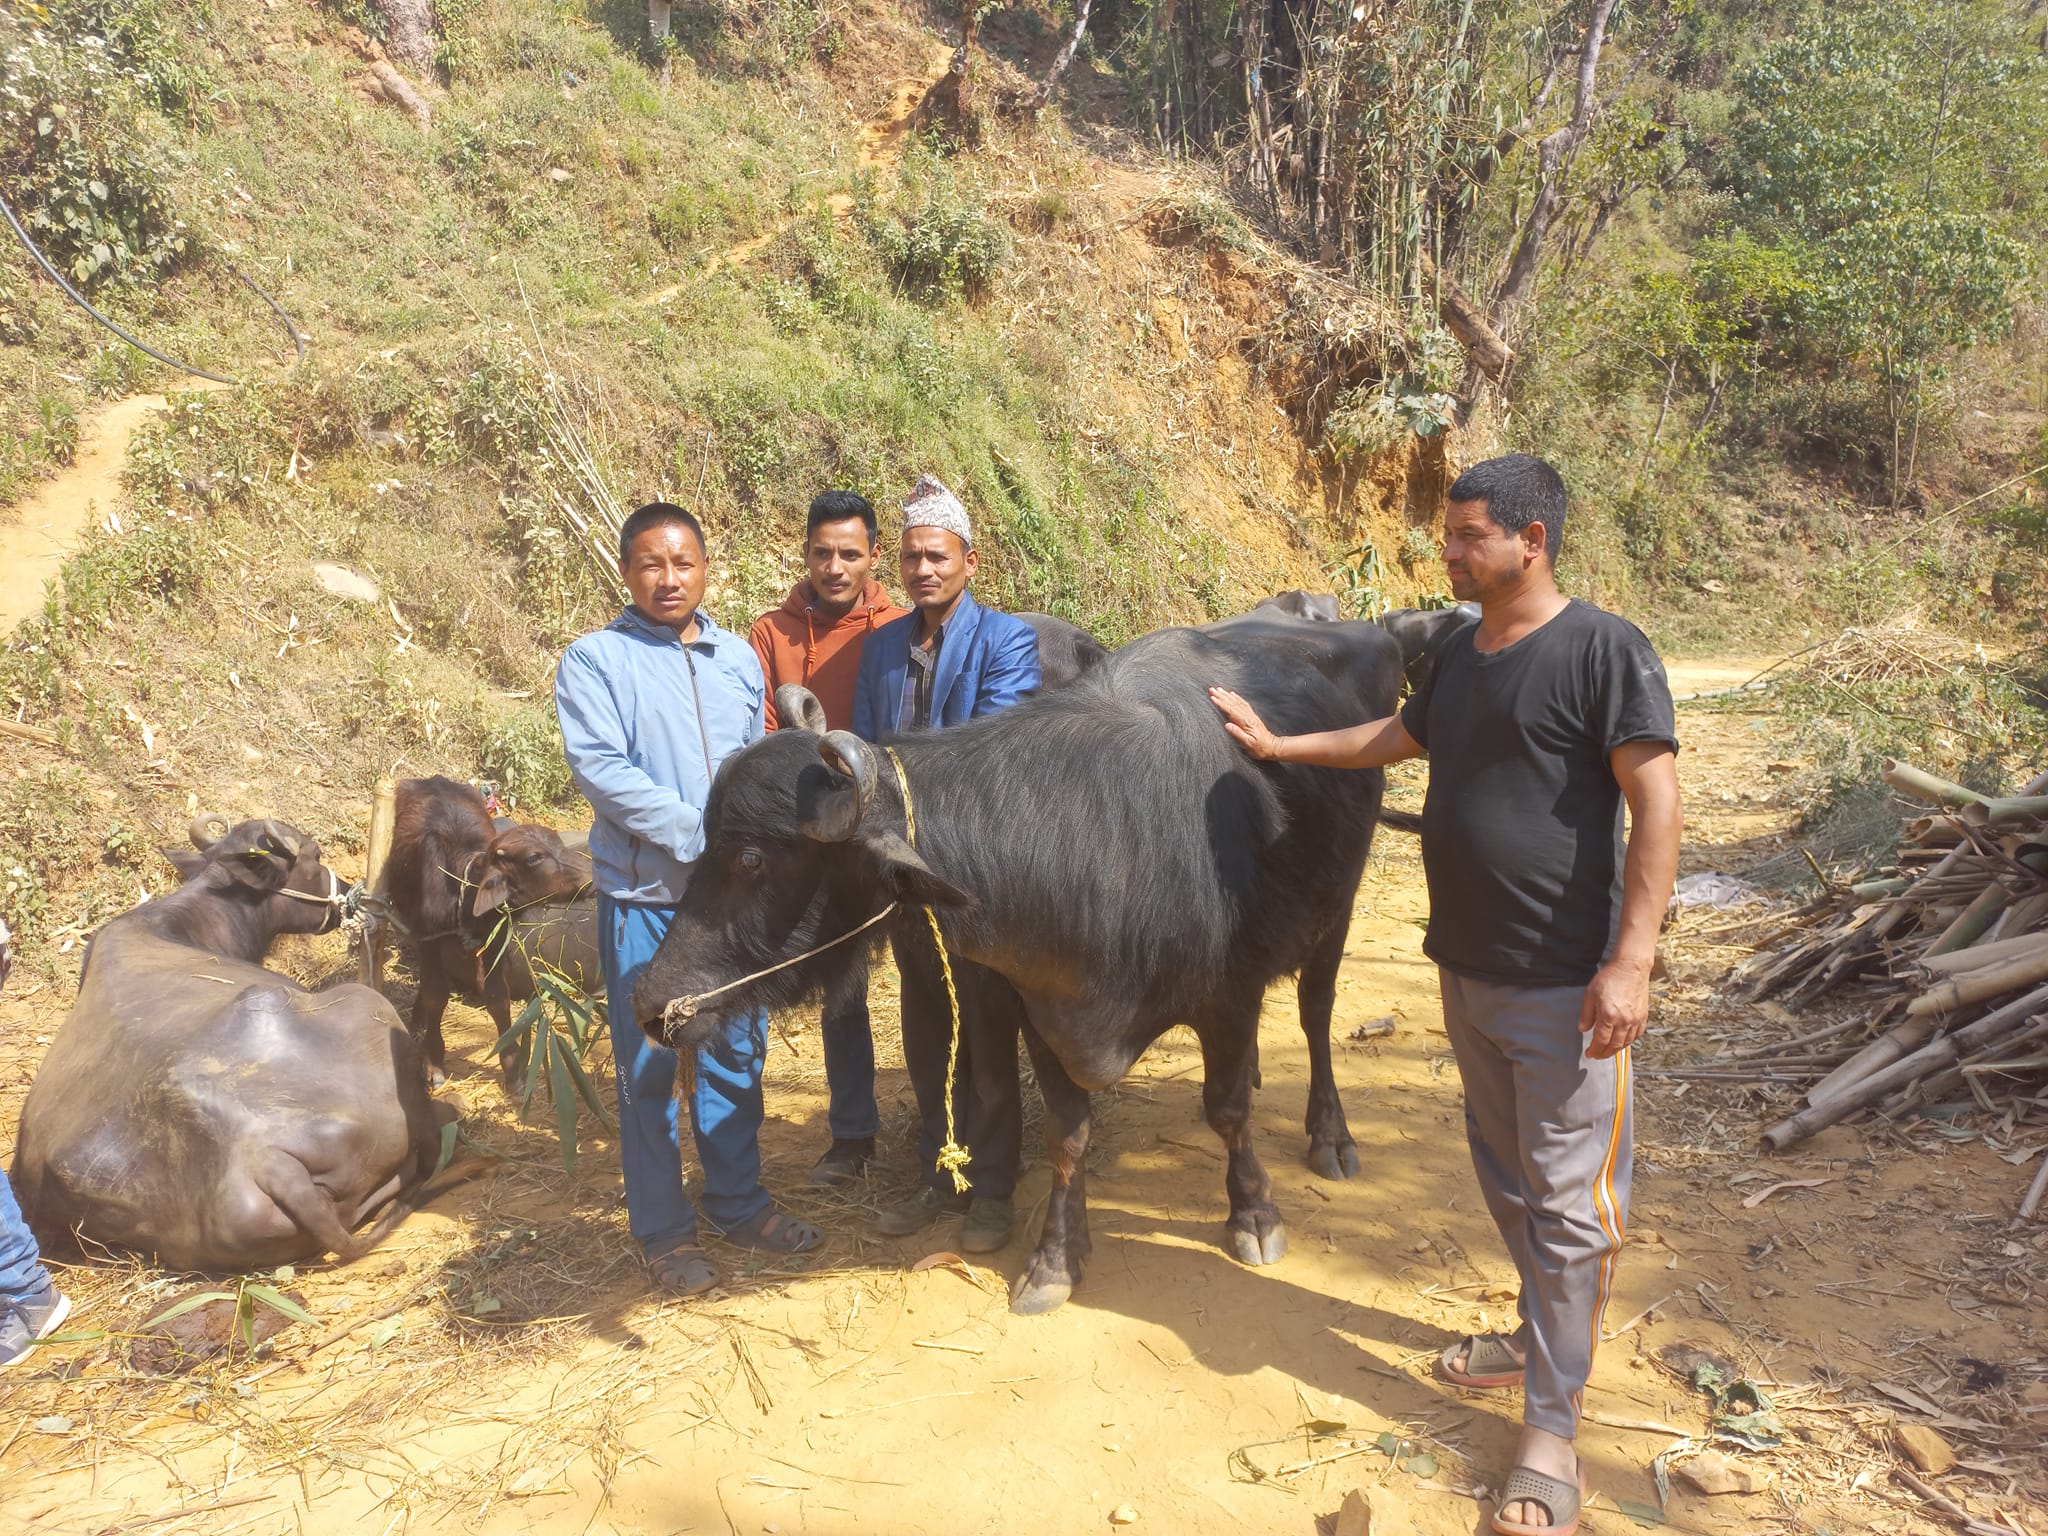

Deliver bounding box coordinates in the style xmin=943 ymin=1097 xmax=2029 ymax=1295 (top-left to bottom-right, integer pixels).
xmin=1705 ymin=760 xmax=2048 ymax=1166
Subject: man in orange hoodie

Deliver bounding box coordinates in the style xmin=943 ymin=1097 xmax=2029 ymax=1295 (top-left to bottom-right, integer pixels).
xmin=749 ymin=491 xmax=910 ymax=1184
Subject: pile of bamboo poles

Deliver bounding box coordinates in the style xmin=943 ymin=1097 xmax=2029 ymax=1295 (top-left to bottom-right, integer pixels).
xmin=1710 ymin=762 xmax=2048 ymax=1190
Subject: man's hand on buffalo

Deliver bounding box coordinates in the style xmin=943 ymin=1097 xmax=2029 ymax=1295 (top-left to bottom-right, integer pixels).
xmin=1209 ymin=686 xmax=1283 ymax=759
xmin=1578 ymin=954 xmax=1650 ymax=1059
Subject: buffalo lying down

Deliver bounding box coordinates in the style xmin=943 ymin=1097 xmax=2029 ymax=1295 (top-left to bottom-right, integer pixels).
xmin=12 ymin=818 xmax=451 ymax=1272
xmin=631 ymin=615 xmax=1399 ymax=1313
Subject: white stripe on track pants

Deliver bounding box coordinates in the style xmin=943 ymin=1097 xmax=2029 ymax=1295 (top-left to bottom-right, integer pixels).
xmin=1439 ymin=967 xmax=1633 ymax=1439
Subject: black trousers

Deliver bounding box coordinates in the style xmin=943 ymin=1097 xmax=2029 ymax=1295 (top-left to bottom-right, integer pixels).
xmin=891 ymin=920 xmax=1025 ymax=1201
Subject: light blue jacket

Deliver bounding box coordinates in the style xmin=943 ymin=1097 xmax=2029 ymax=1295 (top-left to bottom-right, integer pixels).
xmin=555 ymin=606 xmax=765 ymax=904
xmin=851 ymin=591 xmax=1041 ymax=741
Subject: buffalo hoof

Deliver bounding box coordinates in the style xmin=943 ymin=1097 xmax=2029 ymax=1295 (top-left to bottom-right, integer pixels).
xmin=1306 ymin=1139 xmax=1361 ymax=1180
xmin=1227 ymin=1220 xmax=1288 ymax=1267
xmin=1009 ymin=1273 xmax=1073 ymax=1315
xmin=425 ymin=1063 xmax=449 ymax=1092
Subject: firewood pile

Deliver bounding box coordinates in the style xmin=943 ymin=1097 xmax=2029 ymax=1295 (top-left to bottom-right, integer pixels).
xmin=1709 ymin=761 xmax=2048 ymax=1200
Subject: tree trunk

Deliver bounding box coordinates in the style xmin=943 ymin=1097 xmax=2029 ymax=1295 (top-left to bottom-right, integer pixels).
xmin=376 ymin=0 xmax=436 ymax=75
xmin=1418 ymin=249 xmax=1513 ymax=378
xmin=1034 ymin=0 xmax=1097 ymax=111
xmin=1487 ymin=0 xmax=1618 ymax=331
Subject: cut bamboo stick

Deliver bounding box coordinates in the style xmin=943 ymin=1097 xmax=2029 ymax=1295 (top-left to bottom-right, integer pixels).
xmin=1806 ymin=1018 xmax=1941 ymax=1108
xmin=1917 ymin=931 xmax=2048 ymax=977
xmin=1883 ymin=760 xmax=1989 ymax=808
xmin=1907 ymin=947 xmax=2048 ymax=1016
xmin=1921 ymin=883 xmax=2012 ymax=957
xmin=1766 ymin=987 xmax=2048 ymax=1149
xmin=1962 ymin=795 xmax=2048 ymax=826
xmin=2022 ymin=1151 xmax=2048 ymax=1221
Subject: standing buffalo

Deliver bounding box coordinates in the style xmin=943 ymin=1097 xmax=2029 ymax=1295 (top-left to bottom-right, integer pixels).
xmin=1378 ymin=604 xmax=1479 ymax=697
xmin=629 ymin=616 xmax=1400 ymax=1313
xmin=384 ymin=777 xmax=595 ymax=1083
xmin=1255 ymin=590 xmax=1343 ymax=622
xmin=1018 ymin=613 xmax=1108 ymax=690
xmin=11 ymin=817 xmax=452 ymax=1271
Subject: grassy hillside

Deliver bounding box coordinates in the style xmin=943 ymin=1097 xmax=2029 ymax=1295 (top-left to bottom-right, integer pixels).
xmin=0 ymin=0 xmax=1450 ymax=973
xmin=2 ymin=0 xmax=2042 ymax=974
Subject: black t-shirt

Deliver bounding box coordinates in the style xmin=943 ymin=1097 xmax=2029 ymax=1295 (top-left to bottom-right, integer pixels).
xmin=1398 ymin=599 xmax=1677 ymax=986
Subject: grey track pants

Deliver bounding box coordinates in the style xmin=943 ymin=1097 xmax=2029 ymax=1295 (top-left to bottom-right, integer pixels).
xmin=1439 ymin=967 xmax=1633 ymax=1439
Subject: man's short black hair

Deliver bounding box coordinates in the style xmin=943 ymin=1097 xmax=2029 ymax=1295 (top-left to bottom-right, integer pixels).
xmin=1447 ymin=454 xmax=1568 ymax=563
xmin=806 ymin=490 xmax=878 ymax=545
xmin=617 ymin=501 xmax=705 ymax=566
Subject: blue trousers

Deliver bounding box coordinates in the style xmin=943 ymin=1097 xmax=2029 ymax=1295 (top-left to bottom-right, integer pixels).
xmin=600 ymin=896 xmax=772 ymax=1254
xmin=821 ymin=990 xmax=880 ymax=1141
xmin=1 ymin=1165 xmax=54 ymax=1302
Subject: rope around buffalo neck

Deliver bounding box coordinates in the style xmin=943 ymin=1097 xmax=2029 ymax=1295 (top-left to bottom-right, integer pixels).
xmin=884 ymin=746 xmax=974 ymax=1196
xmin=657 ymin=901 xmax=899 ymax=1030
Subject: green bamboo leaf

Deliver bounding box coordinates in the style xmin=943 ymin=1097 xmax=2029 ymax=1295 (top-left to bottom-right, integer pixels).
xmin=521 ymin=1021 xmax=544 ymax=1115
xmin=549 ymin=1028 xmax=579 ymax=1174
xmin=435 ymin=1117 xmax=459 ymax=1175
xmin=144 ymin=1290 xmax=237 ymax=1328
xmin=494 ymin=996 xmax=542 ymax=1058
xmin=560 ymin=1036 xmax=615 ymax=1131
xmin=243 ymin=1284 xmax=316 ymax=1326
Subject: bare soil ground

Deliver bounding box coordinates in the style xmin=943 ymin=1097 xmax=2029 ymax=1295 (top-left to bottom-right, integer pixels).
xmin=3 ymin=673 xmax=2045 ymax=1536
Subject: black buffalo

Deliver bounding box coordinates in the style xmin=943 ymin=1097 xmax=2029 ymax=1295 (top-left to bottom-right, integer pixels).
xmin=1378 ymin=603 xmax=1479 ymax=697
xmin=1018 ymin=612 xmax=1108 ymax=689
xmin=1255 ymin=590 xmax=1342 ymax=622
xmin=628 ymin=617 xmax=1399 ymax=1313
xmin=12 ymin=817 xmax=454 ymax=1271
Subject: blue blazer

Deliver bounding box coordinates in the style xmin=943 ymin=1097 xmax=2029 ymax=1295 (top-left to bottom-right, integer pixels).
xmin=852 ymin=591 xmax=1041 ymax=741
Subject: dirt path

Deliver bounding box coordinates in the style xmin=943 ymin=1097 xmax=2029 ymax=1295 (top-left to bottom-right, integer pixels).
xmin=0 ymin=385 xmax=227 ymax=635
xmin=4 ymin=686 xmax=2043 ymax=1536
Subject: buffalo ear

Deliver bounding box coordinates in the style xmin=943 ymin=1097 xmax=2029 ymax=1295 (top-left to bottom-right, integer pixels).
xmin=861 ymin=831 xmax=974 ymax=910
xmin=163 ymin=847 xmax=207 ymax=882
xmin=797 ymin=762 xmax=865 ymax=843
xmin=470 ymin=868 xmax=513 ymax=917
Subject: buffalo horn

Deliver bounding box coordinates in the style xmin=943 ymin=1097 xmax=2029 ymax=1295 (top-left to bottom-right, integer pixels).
xmin=799 ymin=731 xmax=879 ymax=842
xmin=189 ymin=811 xmax=231 ymax=850
xmin=775 ymin=684 xmax=830 ymax=735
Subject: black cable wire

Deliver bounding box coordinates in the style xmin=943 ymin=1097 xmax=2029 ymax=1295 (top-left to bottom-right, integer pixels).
xmin=0 ymin=185 xmax=305 ymax=382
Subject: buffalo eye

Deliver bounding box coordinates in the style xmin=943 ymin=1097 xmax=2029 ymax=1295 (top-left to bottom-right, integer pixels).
xmin=736 ymin=847 xmax=764 ymax=874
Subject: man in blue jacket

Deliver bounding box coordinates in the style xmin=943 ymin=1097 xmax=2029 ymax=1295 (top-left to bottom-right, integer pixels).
xmin=556 ymin=502 xmax=821 ymax=1298
xmin=852 ymin=476 xmax=1040 ymax=1252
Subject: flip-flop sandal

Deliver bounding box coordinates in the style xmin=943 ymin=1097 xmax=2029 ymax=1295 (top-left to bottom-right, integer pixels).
xmin=1438 ymin=1332 xmax=1527 ymax=1388
xmin=646 ymin=1243 xmax=719 ymax=1298
xmin=1490 ymin=1463 xmax=1584 ymax=1536
xmin=713 ymin=1208 xmax=823 ymax=1254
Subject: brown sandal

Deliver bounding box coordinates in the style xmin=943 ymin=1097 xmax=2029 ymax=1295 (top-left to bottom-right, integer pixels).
xmin=1490 ymin=1462 xmax=1583 ymax=1536
xmin=646 ymin=1243 xmax=719 ymax=1297
xmin=1438 ymin=1332 xmax=1527 ymax=1389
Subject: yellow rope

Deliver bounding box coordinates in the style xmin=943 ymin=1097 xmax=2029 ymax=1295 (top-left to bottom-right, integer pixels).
xmin=883 ymin=746 xmax=973 ymax=1194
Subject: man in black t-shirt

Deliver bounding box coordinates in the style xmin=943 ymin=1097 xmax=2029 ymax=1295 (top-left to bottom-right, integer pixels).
xmin=1211 ymin=455 xmax=1681 ymax=1536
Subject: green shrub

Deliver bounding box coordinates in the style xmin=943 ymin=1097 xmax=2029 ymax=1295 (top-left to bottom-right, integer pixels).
xmin=861 ymin=176 xmax=1008 ymax=302
xmin=483 ymin=703 xmax=578 ymax=811
xmin=0 ymin=22 xmax=189 ymax=291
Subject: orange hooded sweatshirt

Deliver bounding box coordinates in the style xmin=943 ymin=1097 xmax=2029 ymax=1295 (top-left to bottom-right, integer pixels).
xmin=749 ymin=579 xmax=909 ymax=731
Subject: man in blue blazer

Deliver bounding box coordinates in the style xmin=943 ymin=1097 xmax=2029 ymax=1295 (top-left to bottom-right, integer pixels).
xmin=851 ymin=476 xmax=1040 ymax=1253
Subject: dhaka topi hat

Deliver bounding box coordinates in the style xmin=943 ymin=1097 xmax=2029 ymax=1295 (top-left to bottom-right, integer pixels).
xmin=902 ymin=473 xmax=972 ymax=550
